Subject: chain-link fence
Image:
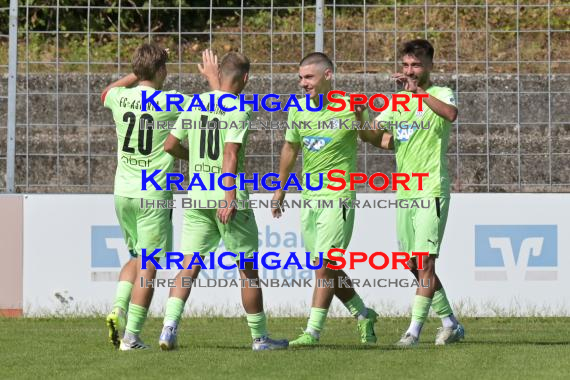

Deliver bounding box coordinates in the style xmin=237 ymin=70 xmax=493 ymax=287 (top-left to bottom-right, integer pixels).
xmin=1 ymin=0 xmax=569 ymax=193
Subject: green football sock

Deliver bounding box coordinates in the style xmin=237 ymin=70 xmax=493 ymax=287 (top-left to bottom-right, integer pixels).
xmin=343 ymin=294 xmax=367 ymax=318
xmin=431 ymin=288 xmax=453 ymax=318
xmin=113 ymin=281 xmax=133 ymax=311
xmin=307 ymin=307 xmax=328 ymax=336
xmin=411 ymin=295 xmax=432 ymax=323
xmin=126 ymin=303 xmax=148 ymax=335
xmin=246 ymin=312 xmax=268 ymax=339
xmin=163 ymin=297 xmax=186 ymax=327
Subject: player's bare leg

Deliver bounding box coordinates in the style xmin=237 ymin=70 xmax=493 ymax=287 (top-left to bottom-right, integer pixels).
xmin=416 ymin=255 xmax=439 ymax=298
xmin=130 ymin=259 xmax=158 ymax=307
xmin=160 ymin=254 xmax=202 ymax=351
xmin=168 ymin=252 xmax=204 ymax=303
xmin=311 ymin=264 xmax=337 ymax=309
xmin=239 ymin=262 xmax=263 ymax=313
xmin=106 ymin=254 xmax=137 ymax=348
xmin=119 ymin=256 xmax=138 ymax=283
xmin=333 ymin=273 xmax=356 ymax=303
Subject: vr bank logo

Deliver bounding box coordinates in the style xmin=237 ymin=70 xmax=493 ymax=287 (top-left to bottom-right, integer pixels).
xmin=474 ymin=225 xmax=557 ymax=281
xmin=91 ymin=226 xmax=130 ymax=282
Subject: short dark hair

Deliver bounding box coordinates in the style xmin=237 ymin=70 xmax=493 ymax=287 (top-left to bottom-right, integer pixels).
xmin=219 ymin=52 xmax=250 ymax=80
xmin=400 ymin=39 xmax=434 ymax=62
xmin=299 ymin=52 xmax=334 ymax=71
xmin=132 ymin=43 xmax=168 ymax=81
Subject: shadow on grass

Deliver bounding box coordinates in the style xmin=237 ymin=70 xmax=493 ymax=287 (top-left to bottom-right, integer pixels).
xmin=464 ymin=340 xmax=570 ymax=346
xmin=191 ymin=344 xmax=425 ymax=351
xmin=190 ymin=340 xmax=570 ymax=351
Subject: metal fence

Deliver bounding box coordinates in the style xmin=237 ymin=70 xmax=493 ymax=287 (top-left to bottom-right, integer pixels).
xmin=1 ymin=0 xmax=569 ymax=193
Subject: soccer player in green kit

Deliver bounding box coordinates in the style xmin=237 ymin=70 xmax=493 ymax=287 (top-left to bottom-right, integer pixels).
xmin=160 ymin=52 xmax=288 ymax=351
xmin=102 ymin=44 xmax=192 ymax=350
xmin=374 ymin=39 xmax=465 ymax=347
xmin=102 ymin=46 xmax=219 ymax=350
xmin=272 ymin=52 xmax=379 ymax=346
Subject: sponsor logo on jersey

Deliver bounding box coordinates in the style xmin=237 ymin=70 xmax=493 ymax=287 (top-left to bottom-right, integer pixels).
xmin=121 ymin=155 xmax=151 ymax=167
xmin=395 ymin=124 xmax=418 ymax=142
xmin=303 ymin=136 xmax=332 ymax=152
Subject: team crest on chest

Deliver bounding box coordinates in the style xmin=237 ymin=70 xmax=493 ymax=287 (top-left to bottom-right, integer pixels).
xmin=329 ymin=118 xmax=340 ymax=129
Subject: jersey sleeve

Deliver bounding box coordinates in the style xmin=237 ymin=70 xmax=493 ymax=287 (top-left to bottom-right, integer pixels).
xmin=435 ymin=87 xmax=457 ymax=107
xmin=225 ymin=109 xmax=252 ymax=144
xmin=362 ymin=107 xmax=370 ymax=123
xmin=171 ymin=112 xmax=189 ymax=141
xmin=374 ymin=104 xmax=393 ymax=132
xmin=103 ymin=87 xmax=120 ymax=110
xmin=285 ymin=108 xmax=301 ymax=143
xmin=165 ymin=90 xmax=191 ymax=118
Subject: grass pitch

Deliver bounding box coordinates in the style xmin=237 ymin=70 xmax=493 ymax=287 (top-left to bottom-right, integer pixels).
xmin=1 ymin=317 xmax=569 ymax=379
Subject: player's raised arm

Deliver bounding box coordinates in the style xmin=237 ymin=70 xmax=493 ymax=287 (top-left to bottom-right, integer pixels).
xmin=374 ymin=131 xmax=394 ymax=150
xmin=366 ymin=101 xmax=394 ymax=150
xmin=101 ymin=73 xmax=138 ymax=104
xmin=354 ymin=103 xmax=384 ymax=144
xmin=198 ymin=49 xmax=221 ymax=91
xmin=166 ymin=106 xmax=191 ymax=161
xmin=417 ymin=87 xmax=457 ymax=122
xmin=218 ymin=106 xmax=250 ymax=224
xmin=164 ymin=134 xmax=189 ymax=160
xmin=272 ymin=141 xmax=301 ymax=218
xmin=393 ymin=71 xmax=457 ymax=122
xmin=367 ymin=118 xmax=393 ymax=150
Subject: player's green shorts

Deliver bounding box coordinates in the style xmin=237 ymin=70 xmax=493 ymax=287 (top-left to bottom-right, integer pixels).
xmin=301 ymin=199 xmax=355 ymax=261
xmin=181 ymin=208 xmax=258 ymax=260
xmin=396 ymin=197 xmax=449 ymax=257
xmin=114 ymin=195 xmax=172 ymax=258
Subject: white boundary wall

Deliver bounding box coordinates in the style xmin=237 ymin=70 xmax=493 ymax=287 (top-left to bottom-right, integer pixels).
xmin=22 ymin=194 xmax=570 ymax=316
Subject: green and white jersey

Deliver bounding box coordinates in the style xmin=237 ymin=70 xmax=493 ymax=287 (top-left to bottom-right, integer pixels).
xmin=285 ymin=94 xmax=367 ymax=200
xmin=376 ymin=85 xmax=456 ymax=199
xmin=104 ymin=85 xmax=188 ymax=200
xmin=171 ymin=90 xmax=251 ymax=202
